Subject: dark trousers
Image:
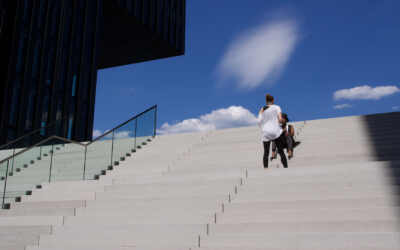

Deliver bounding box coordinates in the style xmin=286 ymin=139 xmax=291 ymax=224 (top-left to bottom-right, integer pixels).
xmin=272 ymin=134 xmax=294 ymax=152
xmin=263 ymin=133 xmax=288 ymax=168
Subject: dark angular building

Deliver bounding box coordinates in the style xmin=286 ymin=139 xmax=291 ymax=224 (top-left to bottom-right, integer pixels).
xmin=0 ymin=0 xmax=185 ymax=146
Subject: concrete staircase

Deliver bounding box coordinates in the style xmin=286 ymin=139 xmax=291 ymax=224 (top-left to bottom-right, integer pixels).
xmin=1 ymin=112 xmax=400 ymax=249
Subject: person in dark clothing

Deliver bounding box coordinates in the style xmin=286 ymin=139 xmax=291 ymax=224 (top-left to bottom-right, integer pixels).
xmin=258 ymin=94 xmax=288 ymax=169
xmin=271 ymin=113 xmax=297 ymax=160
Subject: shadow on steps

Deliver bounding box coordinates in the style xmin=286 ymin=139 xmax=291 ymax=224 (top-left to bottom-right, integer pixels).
xmin=362 ymin=111 xmax=400 ymax=222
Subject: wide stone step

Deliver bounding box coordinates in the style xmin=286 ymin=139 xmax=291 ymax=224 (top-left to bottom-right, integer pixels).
xmin=27 ymin=245 xmax=191 ymax=250
xmin=0 ymin=216 xmax=63 ymax=226
xmin=202 ymin=232 xmax=400 ymax=249
xmin=225 ymin=197 xmax=399 ymax=210
xmin=209 ymin=220 xmax=400 ymax=233
xmin=63 ymin=214 xmax=214 ymax=225
xmin=38 ymin=229 xmax=200 ymax=245
xmin=216 ymin=207 xmax=399 ymax=223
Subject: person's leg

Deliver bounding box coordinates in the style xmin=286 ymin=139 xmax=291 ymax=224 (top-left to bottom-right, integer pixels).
xmin=286 ymin=134 xmax=293 ymax=159
xmin=270 ymin=141 xmax=277 ymax=160
xmin=275 ymin=134 xmax=288 ymax=168
xmin=263 ymin=141 xmax=271 ymax=168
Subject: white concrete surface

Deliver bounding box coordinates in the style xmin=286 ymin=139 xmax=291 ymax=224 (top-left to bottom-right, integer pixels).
xmin=0 ymin=111 xmax=399 ymax=250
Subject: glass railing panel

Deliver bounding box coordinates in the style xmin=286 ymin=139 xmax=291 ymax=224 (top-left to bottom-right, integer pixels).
xmin=112 ymin=121 xmax=135 ymax=165
xmin=3 ymin=144 xmax=52 ymax=205
xmin=0 ymin=105 xmax=157 ymax=209
xmin=51 ymin=140 xmax=85 ymax=182
xmin=0 ymin=160 xmax=10 ymax=208
xmin=136 ymin=108 xmax=156 ymax=149
xmin=85 ymin=137 xmax=113 ymax=180
xmin=10 ymin=145 xmax=41 ymax=177
xmin=0 ymin=148 xmax=15 ymax=164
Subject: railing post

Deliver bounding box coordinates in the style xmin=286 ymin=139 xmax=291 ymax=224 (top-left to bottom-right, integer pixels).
xmin=2 ymin=160 xmax=10 ymax=209
xmin=48 ymin=144 xmax=54 ymax=183
xmin=110 ymin=131 xmax=115 ymax=167
xmin=82 ymin=146 xmax=88 ymax=180
xmin=134 ymin=119 xmax=137 ymax=150
xmin=10 ymin=148 xmax=15 ymax=174
xmin=153 ymin=105 xmax=157 ymax=137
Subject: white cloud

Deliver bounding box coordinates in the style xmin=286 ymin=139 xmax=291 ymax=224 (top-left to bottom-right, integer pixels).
xmin=92 ymin=129 xmax=132 ymax=139
xmin=158 ymin=106 xmax=258 ymax=135
xmin=334 ymin=85 xmax=400 ymax=101
xmin=393 ymin=106 xmax=399 ymax=111
xmin=114 ymin=131 xmax=132 ymax=139
xmin=92 ymin=129 xmax=103 ymax=138
xmin=333 ymin=104 xmax=352 ymax=110
xmin=217 ymin=16 xmax=299 ymax=89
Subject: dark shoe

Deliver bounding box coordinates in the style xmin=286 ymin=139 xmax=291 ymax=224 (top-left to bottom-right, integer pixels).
xmin=293 ymin=141 xmax=301 ymax=148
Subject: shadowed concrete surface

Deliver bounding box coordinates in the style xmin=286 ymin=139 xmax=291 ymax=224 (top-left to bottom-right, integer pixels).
xmin=0 ymin=112 xmax=399 ymax=250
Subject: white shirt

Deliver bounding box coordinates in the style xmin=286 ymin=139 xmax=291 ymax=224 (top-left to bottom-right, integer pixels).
xmin=257 ymin=104 xmax=283 ymax=141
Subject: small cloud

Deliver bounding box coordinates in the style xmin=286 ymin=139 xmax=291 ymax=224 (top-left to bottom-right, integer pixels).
xmin=92 ymin=129 xmax=103 ymax=138
xmin=114 ymin=131 xmax=132 ymax=139
xmin=393 ymin=106 xmax=399 ymax=111
xmin=93 ymin=129 xmax=131 ymax=139
xmin=159 ymin=106 xmax=258 ymax=135
xmin=333 ymin=85 xmax=400 ymax=101
xmin=333 ymin=104 xmax=352 ymax=110
xmin=217 ymin=14 xmax=299 ymax=89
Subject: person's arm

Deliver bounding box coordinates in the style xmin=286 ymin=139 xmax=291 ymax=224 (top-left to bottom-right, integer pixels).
xmin=289 ymin=125 xmax=295 ymax=136
xmin=276 ymin=105 xmax=284 ymax=123
xmin=277 ymin=112 xmax=284 ymax=123
xmin=257 ymin=107 xmax=264 ymax=127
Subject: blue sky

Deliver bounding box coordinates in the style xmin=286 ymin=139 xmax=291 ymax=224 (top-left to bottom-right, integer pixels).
xmin=93 ymin=0 xmax=399 ymax=135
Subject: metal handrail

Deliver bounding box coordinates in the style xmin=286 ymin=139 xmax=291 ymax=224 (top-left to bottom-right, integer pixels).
xmin=0 ymin=105 xmax=157 ymax=164
xmin=88 ymin=105 xmax=157 ymax=145
xmin=0 ymin=136 xmax=85 ymax=165
xmin=1 ymin=105 xmax=157 ymax=209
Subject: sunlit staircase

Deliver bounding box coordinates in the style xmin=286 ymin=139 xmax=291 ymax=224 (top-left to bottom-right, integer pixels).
xmin=1 ymin=112 xmax=399 ymax=250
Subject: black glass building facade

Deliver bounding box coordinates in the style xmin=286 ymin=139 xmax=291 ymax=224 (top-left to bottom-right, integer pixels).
xmin=0 ymin=0 xmax=186 ymax=146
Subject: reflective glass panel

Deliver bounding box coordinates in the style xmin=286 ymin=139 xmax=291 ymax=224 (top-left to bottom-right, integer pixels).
xmin=51 ymin=141 xmax=84 ymax=182
xmin=85 ymin=136 xmax=112 ymax=180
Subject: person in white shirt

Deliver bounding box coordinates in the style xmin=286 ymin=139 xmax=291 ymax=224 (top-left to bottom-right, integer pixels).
xmin=257 ymin=94 xmax=288 ymax=168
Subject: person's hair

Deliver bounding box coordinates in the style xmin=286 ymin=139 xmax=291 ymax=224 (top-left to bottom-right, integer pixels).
xmin=282 ymin=113 xmax=289 ymax=122
xmin=266 ymin=94 xmax=274 ymax=104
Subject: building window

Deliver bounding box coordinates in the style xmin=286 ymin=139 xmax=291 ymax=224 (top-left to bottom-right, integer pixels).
xmin=40 ymin=121 xmax=46 ymax=136
xmin=0 ymin=10 xmax=5 ymax=35
xmin=45 ymin=47 xmax=55 ymax=86
xmin=16 ymin=36 xmax=25 ymax=73
xmin=156 ymin=0 xmax=164 ymax=35
xmin=67 ymin=117 xmax=73 ymax=139
xmin=170 ymin=0 xmax=177 ymax=45
xmin=22 ymin=0 xmax=31 ymax=23
xmin=25 ymin=91 xmax=35 ymax=130
xmin=134 ymin=0 xmax=142 ymax=19
xmin=9 ymin=82 xmax=21 ymax=126
xmin=142 ymin=0 xmax=149 ymax=24
xmin=163 ymin=0 xmax=170 ymax=41
xmin=32 ymin=40 xmax=41 ymax=77
xmin=41 ymin=93 xmax=49 ymax=123
xmin=126 ymin=0 xmax=133 ymax=13
xmin=72 ymin=75 xmax=77 ymax=97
